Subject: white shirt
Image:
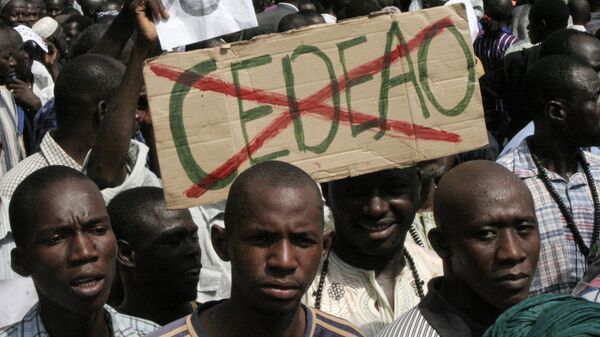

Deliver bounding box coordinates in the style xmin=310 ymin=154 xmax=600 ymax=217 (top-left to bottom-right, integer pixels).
xmin=303 ymin=242 xmax=443 ymax=337
xmin=30 ymin=61 xmax=54 ymax=107
xmin=190 ymin=202 xmax=232 ymax=303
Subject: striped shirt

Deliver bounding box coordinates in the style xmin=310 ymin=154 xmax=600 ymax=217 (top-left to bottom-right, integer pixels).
xmin=144 ymin=301 xmax=365 ymax=337
xmin=0 ymin=87 xmax=24 ymax=178
xmin=376 ymin=278 xmax=485 ymax=337
xmin=497 ymin=139 xmax=600 ymax=295
xmin=0 ymin=303 xmax=160 ymax=337
xmin=473 ymin=28 xmax=518 ymax=73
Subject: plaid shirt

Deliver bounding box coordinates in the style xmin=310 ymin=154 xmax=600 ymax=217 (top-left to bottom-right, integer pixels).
xmin=0 ymin=303 xmax=159 ymax=337
xmin=497 ymin=138 xmax=600 ymax=295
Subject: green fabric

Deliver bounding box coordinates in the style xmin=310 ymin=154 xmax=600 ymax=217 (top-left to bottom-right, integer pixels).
xmin=483 ymin=294 xmax=600 ymax=337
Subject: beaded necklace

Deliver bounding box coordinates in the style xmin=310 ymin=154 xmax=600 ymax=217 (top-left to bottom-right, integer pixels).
xmin=312 ymin=248 xmax=425 ymax=309
xmin=530 ymin=147 xmax=600 ymax=258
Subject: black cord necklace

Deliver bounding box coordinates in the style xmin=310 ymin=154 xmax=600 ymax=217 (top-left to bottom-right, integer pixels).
xmin=530 ymin=147 xmax=600 ymax=258
xmin=312 ymin=248 xmax=425 ymax=309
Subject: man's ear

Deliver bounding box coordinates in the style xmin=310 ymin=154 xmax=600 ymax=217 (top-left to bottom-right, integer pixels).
xmin=211 ymin=225 xmax=230 ymax=262
xmin=429 ymin=228 xmax=451 ymax=259
xmin=11 ymin=248 xmax=30 ymax=277
xmin=95 ymin=100 xmax=108 ymax=124
xmin=322 ymin=230 xmax=334 ymax=257
xmin=117 ymin=240 xmax=136 ymax=268
xmin=546 ymin=100 xmax=567 ymax=123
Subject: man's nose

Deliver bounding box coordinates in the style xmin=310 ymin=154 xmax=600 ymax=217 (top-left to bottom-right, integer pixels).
xmin=68 ymin=232 xmax=99 ymax=266
xmin=496 ymin=230 xmax=527 ymax=265
xmin=267 ymin=240 xmax=298 ymax=274
xmin=364 ymin=194 xmax=389 ymax=216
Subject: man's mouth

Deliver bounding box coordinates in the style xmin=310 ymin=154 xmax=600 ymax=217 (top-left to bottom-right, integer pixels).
xmin=495 ymin=273 xmax=530 ymax=290
xmin=259 ymin=281 xmax=302 ymax=300
xmin=69 ymin=273 xmax=105 ymax=298
xmin=357 ymin=219 xmax=397 ymax=240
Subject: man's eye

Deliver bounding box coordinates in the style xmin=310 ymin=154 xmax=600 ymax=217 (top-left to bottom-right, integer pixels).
xmin=89 ymin=226 xmax=108 ymax=236
xmin=247 ymin=233 xmax=273 ymax=246
xmin=516 ymin=223 xmax=535 ymax=235
xmin=43 ymin=235 xmax=64 ymax=246
xmin=475 ymin=230 xmax=496 ymax=240
xmin=291 ymin=236 xmax=316 ymax=248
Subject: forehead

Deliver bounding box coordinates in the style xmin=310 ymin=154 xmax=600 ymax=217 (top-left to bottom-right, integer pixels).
xmin=449 ymin=181 xmax=535 ymax=229
xmin=34 ymin=180 xmax=107 ymax=227
xmin=572 ymin=36 xmax=600 ymax=71
xmin=331 ymin=168 xmax=418 ymax=191
xmin=237 ymin=184 xmax=322 ymax=231
xmin=141 ymin=207 xmax=195 ymax=237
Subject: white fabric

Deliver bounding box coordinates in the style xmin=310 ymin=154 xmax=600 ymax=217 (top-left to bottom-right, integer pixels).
xmin=12 ymin=26 xmax=48 ymax=53
xmin=321 ymin=13 xmax=337 ymax=24
xmin=31 ymin=17 xmax=59 ymax=39
xmin=31 ymin=61 xmax=54 ymax=106
xmin=303 ymin=242 xmax=443 ymax=337
xmin=0 ymin=278 xmax=36 ymax=328
xmin=189 ymin=202 xmax=232 ymax=303
xmin=569 ymin=24 xmax=587 ymax=31
xmin=445 ymin=1 xmax=480 ymax=43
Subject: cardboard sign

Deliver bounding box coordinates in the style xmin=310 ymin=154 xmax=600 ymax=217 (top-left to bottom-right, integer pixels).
xmin=144 ymin=5 xmax=488 ymax=209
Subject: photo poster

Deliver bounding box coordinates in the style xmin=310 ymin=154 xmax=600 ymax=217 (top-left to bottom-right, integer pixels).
xmin=155 ymin=0 xmax=258 ymax=50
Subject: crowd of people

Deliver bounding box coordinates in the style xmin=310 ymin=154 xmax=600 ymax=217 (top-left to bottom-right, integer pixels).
xmin=0 ymin=0 xmax=600 ymax=336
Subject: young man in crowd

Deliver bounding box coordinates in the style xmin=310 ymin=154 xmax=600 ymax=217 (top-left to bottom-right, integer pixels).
xmin=498 ymin=55 xmax=600 ymax=295
xmin=107 ymin=187 xmax=202 ymax=326
xmin=0 ymin=0 xmax=27 ymax=27
xmin=304 ymin=167 xmax=443 ymax=337
xmin=377 ymin=161 xmax=540 ymax=337
xmin=0 ymin=0 xmax=163 ymax=280
xmin=147 ymin=161 xmax=365 ymax=337
xmin=0 ymin=166 xmax=159 ymax=336
xmin=503 ymin=0 xmax=570 ymax=137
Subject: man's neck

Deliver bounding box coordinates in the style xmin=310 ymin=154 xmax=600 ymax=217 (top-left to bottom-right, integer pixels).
xmin=530 ymin=130 xmax=580 ymax=180
xmin=118 ymin=289 xmax=193 ymax=326
xmin=53 ymin=128 xmax=96 ymax=165
xmin=198 ymin=297 xmax=306 ymax=337
xmin=439 ymin=277 xmax=502 ymax=329
xmin=39 ymin=300 xmax=110 ymax=337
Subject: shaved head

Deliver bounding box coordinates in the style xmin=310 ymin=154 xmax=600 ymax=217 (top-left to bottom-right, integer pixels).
xmin=434 ymin=160 xmax=533 ymax=232
xmin=224 ymin=161 xmax=323 ymax=234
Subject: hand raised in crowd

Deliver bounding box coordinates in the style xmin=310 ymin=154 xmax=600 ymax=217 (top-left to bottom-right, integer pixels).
xmin=7 ymin=78 xmax=41 ymax=111
xmin=133 ymin=0 xmax=168 ymax=47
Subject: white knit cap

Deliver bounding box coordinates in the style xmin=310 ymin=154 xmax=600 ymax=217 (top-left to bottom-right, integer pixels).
xmin=32 ymin=17 xmax=59 ymax=39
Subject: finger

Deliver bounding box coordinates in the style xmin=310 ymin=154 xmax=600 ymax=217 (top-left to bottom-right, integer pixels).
xmin=148 ymin=0 xmax=162 ymax=20
xmin=157 ymin=0 xmax=169 ymax=19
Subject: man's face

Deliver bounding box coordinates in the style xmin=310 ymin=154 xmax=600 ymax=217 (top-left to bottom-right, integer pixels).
xmin=45 ymin=0 xmax=62 ymax=17
xmin=446 ymin=183 xmax=539 ymax=310
xmin=25 ymin=2 xmax=40 ymax=26
xmin=21 ymin=180 xmax=117 ymax=314
xmin=563 ymin=67 xmax=600 ymax=146
xmin=527 ymin=17 xmax=544 ymax=44
xmin=131 ymin=208 xmax=201 ymax=301
xmin=328 ymin=168 xmax=419 ymax=257
xmin=227 ymin=184 xmax=323 ymax=314
xmin=0 ymin=31 xmax=21 ymax=85
xmin=1 ymin=0 xmax=28 ymax=26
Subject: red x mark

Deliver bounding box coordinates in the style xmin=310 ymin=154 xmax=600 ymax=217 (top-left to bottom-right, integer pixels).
xmin=148 ymin=16 xmax=464 ymax=198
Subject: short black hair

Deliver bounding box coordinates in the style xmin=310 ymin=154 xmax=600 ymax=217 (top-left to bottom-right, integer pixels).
xmin=529 ymin=0 xmax=570 ymax=32
xmin=68 ymin=23 xmax=109 ymax=59
xmin=278 ymin=13 xmax=309 ymax=32
xmin=522 ymin=55 xmax=591 ymax=119
xmin=540 ymin=28 xmax=595 ymax=57
xmin=0 ymin=23 xmax=22 ymax=52
xmin=568 ymin=0 xmax=591 ymax=25
xmin=484 ymin=0 xmax=513 ymax=22
xmin=9 ymin=166 xmax=94 ymax=247
xmin=300 ymin=9 xmax=325 ymax=25
xmin=107 ymin=187 xmax=167 ymax=245
xmin=54 ymin=53 xmax=124 ymax=129
xmin=64 ymin=14 xmax=93 ymax=32
xmin=224 ymin=161 xmax=323 ymax=233
xmin=344 ymin=0 xmax=380 ymax=18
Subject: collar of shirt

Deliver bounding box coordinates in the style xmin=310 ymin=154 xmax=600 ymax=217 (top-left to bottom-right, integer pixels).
xmin=40 ymin=132 xmax=83 ymax=169
xmin=4 ymin=303 xmax=159 ymax=337
xmin=418 ymin=277 xmax=486 ymax=337
xmin=501 ymin=137 xmax=600 ymax=183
